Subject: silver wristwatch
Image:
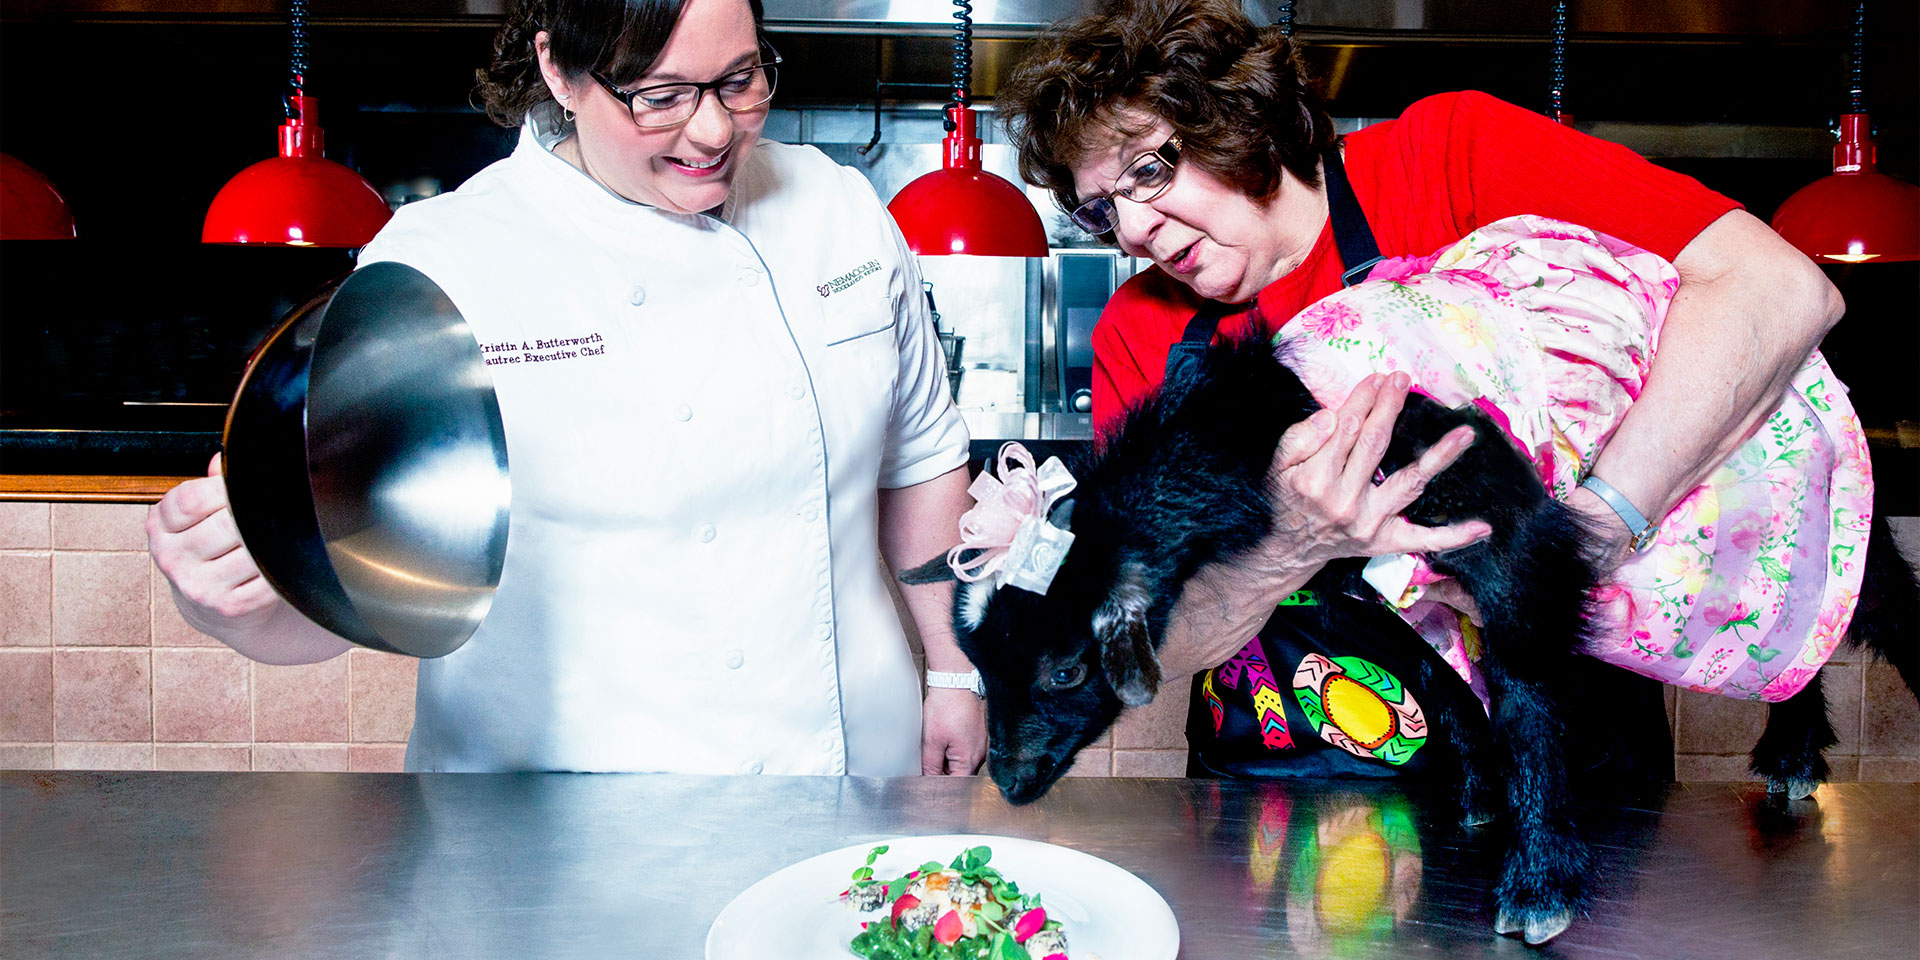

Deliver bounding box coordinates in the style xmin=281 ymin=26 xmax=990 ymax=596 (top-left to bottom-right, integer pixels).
xmin=926 ymin=669 xmax=985 ymax=697
xmin=1579 ymin=474 xmax=1659 ymax=554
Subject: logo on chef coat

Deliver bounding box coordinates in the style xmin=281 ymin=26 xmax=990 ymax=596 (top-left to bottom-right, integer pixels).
xmin=817 ymin=259 xmax=882 ymax=298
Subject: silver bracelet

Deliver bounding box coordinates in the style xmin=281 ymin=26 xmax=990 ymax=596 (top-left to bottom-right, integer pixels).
xmin=926 ymin=669 xmax=985 ymax=697
xmin=1579 ymin=475 xmax=1659 ymax=554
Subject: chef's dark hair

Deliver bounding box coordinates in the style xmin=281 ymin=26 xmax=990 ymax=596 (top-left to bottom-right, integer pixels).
xmin=476 ymin=0 xmax=767 ymax=128
xmin=1000 ymin=0 xmax=1333 ymax=222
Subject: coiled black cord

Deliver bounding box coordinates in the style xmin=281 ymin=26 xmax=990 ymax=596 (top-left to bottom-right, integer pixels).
xmin=1549 ymin=0 xmax=1567 ymax=117
xmin=951 ymin=0 xmax=973 ymax=104
xmin=286 ymin=0 xmax=309 ymax=117
xmin=1848 ymin=0 xmax=1864 ymax=114
xmin=943 ymin=0 xmax=972 ymax=130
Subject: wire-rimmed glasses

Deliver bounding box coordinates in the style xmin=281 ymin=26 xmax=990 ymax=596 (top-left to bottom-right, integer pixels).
xmin=590 ymin=44 xmax=782 ymax=129
xmin=1069 ymin=134 xmax=1183 ymax=235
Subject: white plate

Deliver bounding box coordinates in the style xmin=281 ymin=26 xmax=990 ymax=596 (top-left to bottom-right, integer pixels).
xmin=706 ymin=834 xmax=1179 ymax=960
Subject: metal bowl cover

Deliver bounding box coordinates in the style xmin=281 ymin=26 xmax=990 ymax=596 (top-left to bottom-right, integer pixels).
xmin=224 ymin=261 xmax=509 ymax=658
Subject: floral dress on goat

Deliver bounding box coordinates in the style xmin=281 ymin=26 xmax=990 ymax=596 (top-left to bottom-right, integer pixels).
xmin=1282 ymin=214 xmax=1874 ymax=703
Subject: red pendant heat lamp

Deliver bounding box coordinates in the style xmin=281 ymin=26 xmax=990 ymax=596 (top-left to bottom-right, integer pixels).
xmin=888 ymin=105 xmax=1047 ymax=257
xmin=1772 ymin=113 xmax=1920 ymax=264
xmin=1770 ymin=1 xmax=1920 ymax=265
xmin=204 ymin=95 xmax=391 ymax=247
xmin=0 ymin=153 xmax=77 ymax=240
xmin=203 ymin=0 xmax=389 ymax=247
xmin=884 ymin=0 xmax=1047 ymax=257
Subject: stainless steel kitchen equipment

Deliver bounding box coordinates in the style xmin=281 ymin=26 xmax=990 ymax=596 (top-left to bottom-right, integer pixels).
xmin=222 ymin=261 xmax=509 ymax=659
xmin=1029 ymin=249 xmax=1152 ymax=415
xmin=926 ymin=280 xmax=966 ymax=401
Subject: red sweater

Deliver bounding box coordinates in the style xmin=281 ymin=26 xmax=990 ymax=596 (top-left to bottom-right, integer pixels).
xmin=1091 ymin=90 xmax=1740 ymax=438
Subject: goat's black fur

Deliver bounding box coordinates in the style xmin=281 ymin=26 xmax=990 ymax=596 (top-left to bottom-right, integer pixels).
xmin=916 ymin=336 xmax=1920 ymax=946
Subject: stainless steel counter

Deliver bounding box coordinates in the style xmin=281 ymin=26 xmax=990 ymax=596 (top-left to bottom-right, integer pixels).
xmin=3 ymin=773 xmax=1914 ymax=959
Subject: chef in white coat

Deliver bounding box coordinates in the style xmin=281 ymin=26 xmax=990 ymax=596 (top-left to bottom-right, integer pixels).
xmin=147 ymin=0 xmax=988 ymax=776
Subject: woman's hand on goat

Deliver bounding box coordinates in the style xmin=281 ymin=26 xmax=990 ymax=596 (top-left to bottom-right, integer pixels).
xmin=1266 ymin=371 xmax=1492 ymax=568
xmin=1155 ymin=374 xmax=1491 ymax=678
xmin=922 ymin=687 xmax=987 ymax=775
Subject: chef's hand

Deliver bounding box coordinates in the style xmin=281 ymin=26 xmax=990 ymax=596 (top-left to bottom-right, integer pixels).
xmin=922 ymin=687 xmax=987 ymax=775
xmin=147 ymin=457 xmax=351 ymax=664
xmin=148 ymin=454 xmax=282 ymax=631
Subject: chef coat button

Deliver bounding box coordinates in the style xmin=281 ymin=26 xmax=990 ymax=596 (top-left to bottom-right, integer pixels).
xmin=787 ymin=384 xmax=805 ymax=400
xmin=725 ymin=649 xmax=744 ymax=669
xmin=699 ymin=524 xmax=716 ymax=543
xmin=740 ymin=269 xmax=761 ymax=288
xmin=674 ymin=404 xmax=693 ymax=422
xmin=629 ymin=285 xmax=647 ymax=306
xmin=817 ymin=625 xmax=832 ymax=641
xmin=801 ymin=506 xmax=819 ymax=523
xmin=742 ymin=761 xmax=763 ymax=775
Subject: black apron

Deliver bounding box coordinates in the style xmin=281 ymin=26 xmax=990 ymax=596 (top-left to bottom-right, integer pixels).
xmin=1175 ymin=150 xmax=1673 ymax=787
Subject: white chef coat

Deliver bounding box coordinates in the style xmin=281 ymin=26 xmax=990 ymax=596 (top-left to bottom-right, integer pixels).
xmin=356 ymin=107 xmax=969 ymax=774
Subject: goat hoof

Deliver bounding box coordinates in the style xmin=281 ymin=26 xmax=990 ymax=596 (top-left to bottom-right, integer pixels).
xmin=1459 ymin=808 xmax=1497 ymax=830
xmin=1493 ymin=908 xmax=1521 ymax=936
xmin=1495 ymin=907 xmax=1573 ymax=946
xmin=1766 ymin=778 xmax=1821 ymax=801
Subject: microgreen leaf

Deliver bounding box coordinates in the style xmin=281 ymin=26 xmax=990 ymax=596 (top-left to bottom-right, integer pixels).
xmin=962 ymin=846 xmax=991 ymax=871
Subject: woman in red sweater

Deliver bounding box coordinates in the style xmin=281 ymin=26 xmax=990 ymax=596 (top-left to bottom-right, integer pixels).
xmin=997 ymin=0 xmax=1843 ymax=785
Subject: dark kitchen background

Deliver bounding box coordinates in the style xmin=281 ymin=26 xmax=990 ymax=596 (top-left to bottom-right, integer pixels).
xmin=1 ymin=0 xmax=1916 ymax=510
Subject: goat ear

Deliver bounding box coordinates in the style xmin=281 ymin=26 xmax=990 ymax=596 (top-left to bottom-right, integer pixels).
xmin=1093 ymin=565 xmax=1161 ymax=707
xmin=957 ymin=579 xmax=996 ymax=631
xmin=899 ymin=554 xmax=957 ymax=585
xmin=1049 ymin=498 xmax=1075 ymax=531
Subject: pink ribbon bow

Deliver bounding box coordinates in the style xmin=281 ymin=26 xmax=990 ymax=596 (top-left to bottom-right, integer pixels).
xmin=946 ymin=442 xmax=1078 ymax=594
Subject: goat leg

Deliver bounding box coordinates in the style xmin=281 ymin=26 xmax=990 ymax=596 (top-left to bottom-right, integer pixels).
xmin=1415 ymin=654 xmax=1501 ymax=828
xmin=1846 ymin=514 xmax=1920 ymax=699
xmin=1433 ymin=498 xmax=1600 ymax=946
xmin=1751 ymin=514 xmax=1919 ymax=801
xmin=1750 ymin=670 xmax=1834 ymax=800
xmin=1482 ymin=656 xmax=1593 ymax=945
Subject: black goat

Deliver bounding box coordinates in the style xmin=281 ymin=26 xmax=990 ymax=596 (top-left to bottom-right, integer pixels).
xmin=905 ymin=336 xmax=1919 ymax=945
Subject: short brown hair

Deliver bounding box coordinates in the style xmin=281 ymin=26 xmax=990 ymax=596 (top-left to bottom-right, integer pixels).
xmin=999 ymin=0 xmax=1334 ymax=227
xmin=475 ymin=0 xmax=766 ymax=128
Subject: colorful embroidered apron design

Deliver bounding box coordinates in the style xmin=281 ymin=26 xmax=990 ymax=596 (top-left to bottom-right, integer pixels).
xmin=1213 ymin=643 xmax=1295 ymax=750
xmin=1292 ymin=654 xmax=1428 ymax=765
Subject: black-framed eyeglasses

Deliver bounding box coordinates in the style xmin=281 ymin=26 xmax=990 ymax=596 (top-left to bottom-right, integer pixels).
xmin=1069 ymin=134 xmax=1183 ymax=235
xmin=591 ymin=43 xmax=782 ymax=129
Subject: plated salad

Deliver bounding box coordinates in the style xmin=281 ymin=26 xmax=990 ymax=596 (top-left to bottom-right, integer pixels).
xmin=840 ymin=844 xmax=1069 ymax=960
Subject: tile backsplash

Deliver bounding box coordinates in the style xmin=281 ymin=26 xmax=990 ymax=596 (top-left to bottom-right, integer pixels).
xmin=0 ymin=501 xmax=413 ymax=772
xmin=3 ymin=500 xmax=1916 ymax=781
